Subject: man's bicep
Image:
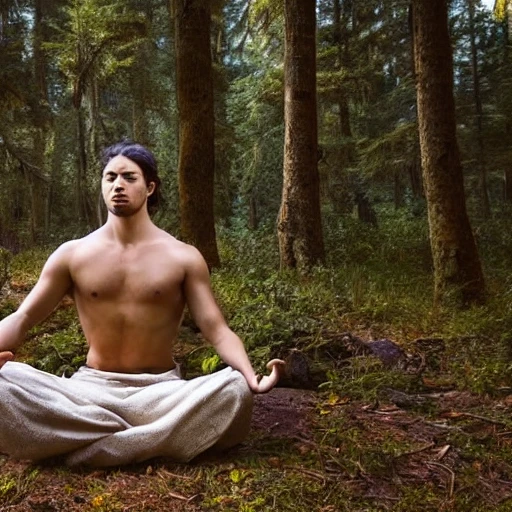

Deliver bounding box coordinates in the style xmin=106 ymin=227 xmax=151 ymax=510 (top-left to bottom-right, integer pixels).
xmin=17 ymin=249 xmax=73 ymax=326
xmin=183 ymin=251 xmax=226 ymax=336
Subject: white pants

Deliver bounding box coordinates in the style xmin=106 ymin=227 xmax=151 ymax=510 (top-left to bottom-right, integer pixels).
xmin=0 ymin=362 xmax=253 ymax=466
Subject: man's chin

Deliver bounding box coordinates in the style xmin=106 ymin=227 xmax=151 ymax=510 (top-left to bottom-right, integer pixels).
xmin=108 ymin=206 xmax=135 ymax=217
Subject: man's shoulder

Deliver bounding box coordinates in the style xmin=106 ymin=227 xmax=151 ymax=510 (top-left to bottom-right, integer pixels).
xmin=50 ymin=238 xmax=82 ymax=259
xmin=155 ymin=233 xmax=205 ymax=263
xmin=50 ymin=230 xmax=110 ymax=267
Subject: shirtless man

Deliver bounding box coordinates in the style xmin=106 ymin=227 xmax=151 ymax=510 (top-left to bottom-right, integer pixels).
xmin=0 ymin=141 xmax=283 ymax=466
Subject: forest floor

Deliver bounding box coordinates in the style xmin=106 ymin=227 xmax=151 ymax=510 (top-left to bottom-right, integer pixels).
xmin=2 ymin=250 xmax=512 ymax=511
xmin=2 ymin=380 xmax=512 ymax=511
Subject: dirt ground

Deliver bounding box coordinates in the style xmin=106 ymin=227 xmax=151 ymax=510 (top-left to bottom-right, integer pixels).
xmin=2 ymin=386 xmax=512 ymax=511
xmin=0 ymin=388 xmax=317 ymax=512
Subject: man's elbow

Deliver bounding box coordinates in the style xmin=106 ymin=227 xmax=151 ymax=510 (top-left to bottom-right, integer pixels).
xmin=201 ymin=321 xmax=232 ymax=347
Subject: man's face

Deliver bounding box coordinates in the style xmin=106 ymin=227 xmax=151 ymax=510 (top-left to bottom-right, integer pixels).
xmin=102 ymin=155 xmax=155 ymax=217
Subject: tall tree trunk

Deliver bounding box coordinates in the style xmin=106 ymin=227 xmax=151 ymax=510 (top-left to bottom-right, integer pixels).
xmin=278 ymin=0 xmax=325 ymax=271
xmin=502 ymin=1 xmax=512 ymax=201
xmin=76 ymin=106 xmax=90 ymax=227
xmin=132 ymin=3 xmax=154 ymax=147
xmin=175 ymin=0 xmax=220 ymax=268
xmin=469 ymin=0 xmax=490 ymax=217
xmin=412 ymin=0 xmax=485 ymax=306
xmin=212 ymin=12 xmax=233 ymax=224
xmin=32 ymin=0 xmax=51 ymax=242
xmin=394 ymin=169 xmax=405 ymax=209
xmin=329 ymin=0 xmax=354 ymax=214
xmin=408 ymin=151 xmax=424 ymax=198
xmin=333 ymin=0 xmax=352 ymax=141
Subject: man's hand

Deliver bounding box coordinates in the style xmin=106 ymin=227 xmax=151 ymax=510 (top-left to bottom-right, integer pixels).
xmin=0 ymin=351 xmax=14 ymax=369
xmin=248 ymin=359 xmax=286 ymax=394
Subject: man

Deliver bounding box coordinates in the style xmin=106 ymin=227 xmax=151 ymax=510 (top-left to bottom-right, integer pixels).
xmin=0 ymin=141 xmax=284 ymax=467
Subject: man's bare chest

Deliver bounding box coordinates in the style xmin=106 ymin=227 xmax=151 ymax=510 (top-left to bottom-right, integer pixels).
xmin=70 ymin=251 xmax=184 ymax=303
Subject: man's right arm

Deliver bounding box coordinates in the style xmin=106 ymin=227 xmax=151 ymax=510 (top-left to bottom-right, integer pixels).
xmin=0 ymin=242 xmax=75 ymax=366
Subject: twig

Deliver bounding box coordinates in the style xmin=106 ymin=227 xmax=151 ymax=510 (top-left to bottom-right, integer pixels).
xmin=427 ymin=461 xmax=455 ymax=498
xmin=395 ymin=442 xmax=435 ymax=458
xmin=167 ymin=491 xmax=199 ymax=502
xmin=498 ymin=494 xmax=512 ymax=505
xmin=157 ymin=468 xmax=194 ymax=481
xmin=411 ymin=352 xmax=426 ymax=375
xmin=460 ymin=412 xmax=507 ymax=426
xmin=363 ymin=494 xmax=400 ymax=502
xmin=51 ymin=344 xmax=66 ymax=362
xmin=283 ymin=465 xmax=327 ymax=482
xmin=435 ymin=445 xmax=451 ymax=461
xmin=423 ymin=420 xmax=465 ymax=432
xmin=366 ymin=409 xmax=406 ymax=415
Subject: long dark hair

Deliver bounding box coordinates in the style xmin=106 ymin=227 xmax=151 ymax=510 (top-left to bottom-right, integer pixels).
xmin=101 ymin=140 xmax=162 ymax=214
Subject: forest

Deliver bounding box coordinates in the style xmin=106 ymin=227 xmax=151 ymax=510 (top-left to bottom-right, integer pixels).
xmin=1 ymin=0 xmax=512 ymax=510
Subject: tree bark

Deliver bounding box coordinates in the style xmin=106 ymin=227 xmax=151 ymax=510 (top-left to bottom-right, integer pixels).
xmin=502 ymin=1 xmax=512 ymax=201
xmin=76 ymin=106 xmax=91 ymax=227
xmin=412 ymin=0 xmax=485 ymax=306
xmin=131 ymin=2 xmax=154 ymax=147
xmin=278 ymin=0 xmax=325 ymax=271
xmin=32 ymin=0 xmax=51 ymax=241
xmin=175 ymin=0 xmax=220 ymax=268
xmin=468 ymin=0 xmax=490 ymax=217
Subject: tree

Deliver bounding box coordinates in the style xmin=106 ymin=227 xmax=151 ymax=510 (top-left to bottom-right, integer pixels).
xmin=0 ymin=0 xmax=52 ymax=248
xmin=174 ymin=0 xmax=220 ymax=268
xmin=412 ymin=0 xmax=485 ymax=306
xmin=45 ymin=0 xmax=146 ymax=228
xmin=277 ymin=0 xmax=325 ymax=271
xmin=493 ymin=0 xmax=512 ymax=201
xmin=224 ymin=0 xmax=285 ymax=230
xmin=468 ymin=0 xmax=490 ymax=216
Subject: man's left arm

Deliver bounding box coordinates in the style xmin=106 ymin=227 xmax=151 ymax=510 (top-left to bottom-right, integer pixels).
xmin=183 ymin=248 xmax=283 ymax=393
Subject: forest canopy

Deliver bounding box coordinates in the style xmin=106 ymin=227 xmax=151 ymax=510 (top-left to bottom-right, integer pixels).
xmin=0 ymin=0 xmax=511 ymax=307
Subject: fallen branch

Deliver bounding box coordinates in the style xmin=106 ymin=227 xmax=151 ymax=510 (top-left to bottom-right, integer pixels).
xmin=168 ymin=491 xmax=199 ymax=503
xmin=156 ymin=468 xmax=194 ymax=481
xmin=435 ymin=445 xmax=451 ymax=461
xmin=395 ymin=442 xmax=435 ymax=458
xmin=365 ymin=408 xmax=406 ymax=416
xmin=1 ymin=137 xmax=49 ymax=183
xmin=460 ymin=412 xmax=507 ymax=427
xmin=427 ymin=461 xmax=455 ymax=498
xmin=363 ymin=494 xmax=400 ymax=502
xmin=423 ymin=420 xmax=465 ymax=433
xmin=284 ymin=465 xmax=327 ymax=482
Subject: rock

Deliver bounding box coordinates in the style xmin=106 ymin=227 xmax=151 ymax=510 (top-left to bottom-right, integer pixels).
xmin=364 ymin=338 xmax=406 ymax=368
xmin=380 ymin=387 xmax=430 ymax=409
xmin=281 ymin=349 xmax=314 ymax=389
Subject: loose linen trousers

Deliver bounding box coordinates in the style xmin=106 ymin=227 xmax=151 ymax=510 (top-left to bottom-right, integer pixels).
xmin=0 ymin=362 xmax=253 ymax=466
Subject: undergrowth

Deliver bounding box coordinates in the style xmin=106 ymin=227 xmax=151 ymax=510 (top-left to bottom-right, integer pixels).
xmin=2 ymin=208 xmax=512 ymax=510
xmin=3 ymin=207 xmax=512 ymax=393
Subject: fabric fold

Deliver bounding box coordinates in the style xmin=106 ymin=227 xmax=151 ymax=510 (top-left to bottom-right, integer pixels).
xmin=0 ymin=361 xmax=253 ymax=466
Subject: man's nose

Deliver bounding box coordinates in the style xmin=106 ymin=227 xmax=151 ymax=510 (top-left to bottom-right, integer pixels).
xmin=114 ymin=176 xmax=124 ymax=190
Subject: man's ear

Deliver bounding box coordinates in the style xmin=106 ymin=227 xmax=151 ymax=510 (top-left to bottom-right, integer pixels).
xmin=147 ymin=182 xmax=156 ymax=196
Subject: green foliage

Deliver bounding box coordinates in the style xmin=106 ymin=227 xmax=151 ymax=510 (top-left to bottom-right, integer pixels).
xmin=0 ymin=248 xmax=11 ymax=291
xmin=9 ymin=248 xmax=51 ymax=288
xmin=0 ymin=468 xmax=39 ymax=506
xmin=319 ymin=356 xmax=417 ymax=401
xmin=9 ymin=205 xmax=512 ymax=401
xmin=24 ymin=322 xmax=87 ymax=376
xmin=213 ymin=243 xmax=342 ymax=358
xmin=226 ymin=69 xmax=284 ymax=229
xmin=44 ymin=0 xmax=147 ymax=105
xmin=201 ymin=354 xmax=222 ymax=374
